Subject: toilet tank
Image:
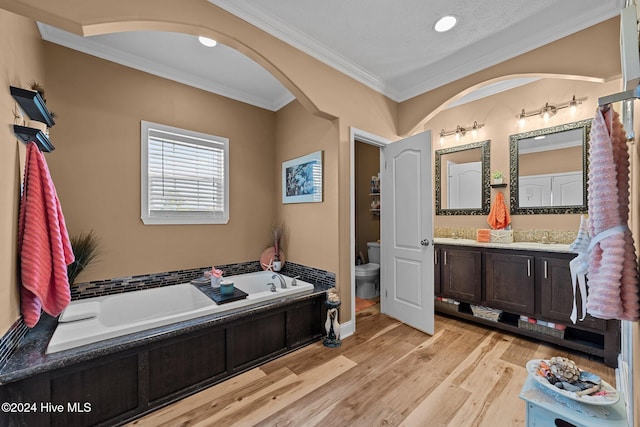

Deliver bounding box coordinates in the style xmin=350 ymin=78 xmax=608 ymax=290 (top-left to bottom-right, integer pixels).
xmin=367 ymin=242 xmax=380 ymax=264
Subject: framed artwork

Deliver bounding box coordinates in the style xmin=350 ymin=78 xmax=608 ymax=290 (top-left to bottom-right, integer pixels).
xmin=282 ymin=151 xmax=323 ymax=204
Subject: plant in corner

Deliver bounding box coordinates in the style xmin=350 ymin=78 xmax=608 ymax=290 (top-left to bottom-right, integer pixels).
xmin=67 ymin=230 xmax=103 ymax=285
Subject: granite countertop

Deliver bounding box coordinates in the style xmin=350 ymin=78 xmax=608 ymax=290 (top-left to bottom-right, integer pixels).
xmin=434 ymin=237 xmax=573 ymax=253
xmin=0 ymin=284 xmax=328 ymax=386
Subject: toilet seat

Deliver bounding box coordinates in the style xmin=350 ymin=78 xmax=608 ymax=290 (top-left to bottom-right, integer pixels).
xmin=355 ymin=263 xmax=379 ymax=276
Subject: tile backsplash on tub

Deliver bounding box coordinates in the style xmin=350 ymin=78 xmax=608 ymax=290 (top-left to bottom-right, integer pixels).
xmin=70 ymin=261 xmax=335 ymax=300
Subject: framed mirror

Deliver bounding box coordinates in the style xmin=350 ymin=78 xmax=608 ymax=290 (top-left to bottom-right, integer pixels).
xmin=509 ymin=119 xmax=591 ymax=215
xmin=435 ymin=140 xmax=491 ymax=215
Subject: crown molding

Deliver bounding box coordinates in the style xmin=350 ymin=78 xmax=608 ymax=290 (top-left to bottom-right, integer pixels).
xmin=208 ymin=0 xmax=388 ymax=96
xmin=211 ymin=0 xmax=623 ymax=103
xmin=37 ymin=23 xmax=291 ymax=111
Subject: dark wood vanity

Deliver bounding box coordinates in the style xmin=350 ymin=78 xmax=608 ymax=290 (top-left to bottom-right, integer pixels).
xmin=435 ymin=243 xmax=619 ymax=367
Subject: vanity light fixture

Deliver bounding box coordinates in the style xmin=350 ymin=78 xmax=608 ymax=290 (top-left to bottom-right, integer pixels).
xmin=439 ymin=121 xmax=484 ymax=144
xmin=517 ymin=95 xmax=586 ymax=127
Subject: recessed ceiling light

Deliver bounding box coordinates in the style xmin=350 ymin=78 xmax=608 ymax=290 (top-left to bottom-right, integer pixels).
xmin=434 ymin=15 xmax=457 ymax=33
xmin=198 ymin=36 xmax=217 ymax=47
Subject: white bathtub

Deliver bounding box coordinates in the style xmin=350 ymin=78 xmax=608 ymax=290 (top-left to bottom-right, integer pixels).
xmin=46 ymin=271 xmax=314 ymax=354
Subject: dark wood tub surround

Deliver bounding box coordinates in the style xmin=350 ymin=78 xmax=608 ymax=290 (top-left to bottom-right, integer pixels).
xmin=0 ymin=286 xmax=328 ymax=427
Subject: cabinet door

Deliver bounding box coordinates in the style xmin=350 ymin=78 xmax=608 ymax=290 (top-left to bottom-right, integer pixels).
xmin=539 ymin=255 xmax=607 ymax=330
xmin=440 ymin=246 xmax=481 ymax=303
xmin=485 ymin=251 xmax=535 ymax=315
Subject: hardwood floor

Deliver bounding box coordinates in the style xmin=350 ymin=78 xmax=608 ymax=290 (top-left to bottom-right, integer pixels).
xmin=129 ymin=303 xmax=615 ymax=427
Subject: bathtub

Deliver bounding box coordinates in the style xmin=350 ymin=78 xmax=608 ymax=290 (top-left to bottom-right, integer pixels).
xmin=46 ymin=271 xmax=314 ymax=354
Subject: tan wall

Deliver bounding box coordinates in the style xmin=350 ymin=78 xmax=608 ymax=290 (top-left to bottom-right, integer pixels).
xmin=274 ymin=100 xmax=339 ymax=275
xmin=355 ymin=142 xmax=380 ymax=263
xmin=428 ymin=78 xmax=622 ymax=232
xmin=519 ymin=146 xmax=583 ymax=176
xmin=0 ymin=10 xmax=46 ymax=335
xmin=43 ymin=43 xmax=278 ymax=282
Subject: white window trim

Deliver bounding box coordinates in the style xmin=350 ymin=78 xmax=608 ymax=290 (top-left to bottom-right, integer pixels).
xmin=141 ymin=120 xmax=229 ymax=225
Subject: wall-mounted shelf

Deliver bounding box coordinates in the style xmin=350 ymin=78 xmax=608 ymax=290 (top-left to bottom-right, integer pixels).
xmin=490 ymin=183 xmax=508 ymax=188
xmin=13 ymin=125 xmax=55 ymax=152
xmin=10 ymin=86 xmax=55 ymax=127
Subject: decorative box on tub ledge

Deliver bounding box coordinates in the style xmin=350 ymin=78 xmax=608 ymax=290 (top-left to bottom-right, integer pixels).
xmin=518 ymin=319 xmax=565 ymax=339
xmin=435 ymin=297 xmax=460 ymax=314
xmin=470 ymin=305 xmax=502 ymax=322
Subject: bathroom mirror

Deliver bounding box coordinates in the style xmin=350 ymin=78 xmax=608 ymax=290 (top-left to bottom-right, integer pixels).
xmin=509 ymin=119 xmax=591 ymax=215
xmin=435 ymin=140 xmax=491 ymax=215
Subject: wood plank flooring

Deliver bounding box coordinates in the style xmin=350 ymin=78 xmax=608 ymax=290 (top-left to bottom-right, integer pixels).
xmin=128 ymin=303 xmax=615 ymax=427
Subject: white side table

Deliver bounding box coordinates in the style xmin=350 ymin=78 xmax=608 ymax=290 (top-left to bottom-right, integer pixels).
xmin=519 ymin=377 xmax=628 ymax=427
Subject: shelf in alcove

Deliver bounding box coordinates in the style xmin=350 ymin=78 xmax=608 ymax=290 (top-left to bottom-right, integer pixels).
xmin=10 ymin=86 xmax=55 ymax=127
xmin=490 ymin=183 xmax=508 ymax=188
xmin=13 ymin=125 xmax=55 ymax=152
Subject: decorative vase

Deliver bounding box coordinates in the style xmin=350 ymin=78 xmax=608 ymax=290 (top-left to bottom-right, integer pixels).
xmin=272 ymin=260 xmax=282 ymax=272
xmin=323 ymin=300 xmax=341 ymax=348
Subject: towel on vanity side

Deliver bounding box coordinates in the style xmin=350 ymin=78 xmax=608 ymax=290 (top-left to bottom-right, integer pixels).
xmin=18 ymin=142 xmax=74 ymax=327
xmin=487 ymin=192 xmax=510 ymax=230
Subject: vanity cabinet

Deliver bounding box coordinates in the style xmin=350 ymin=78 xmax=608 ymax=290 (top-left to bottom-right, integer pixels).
xmin=439 ymin=246 xmax=482 ymax=303
xmin=434 ymin=244 xmax=619 ymax=367
xmin=485 ymin=251 xmax=535 ymax=316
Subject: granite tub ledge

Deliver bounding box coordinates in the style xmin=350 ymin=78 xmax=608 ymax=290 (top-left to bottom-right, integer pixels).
xmin=434 ymin=237 xmax=572 ymax=253
xmin=0 ymin=284 xmax=328 ymax=386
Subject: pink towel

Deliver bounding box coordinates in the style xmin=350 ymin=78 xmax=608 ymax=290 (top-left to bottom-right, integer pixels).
xmin=18 ymin=142 xmax=74 ymax=327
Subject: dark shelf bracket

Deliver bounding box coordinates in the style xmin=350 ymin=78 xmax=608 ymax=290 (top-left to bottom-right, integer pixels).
xmin=10 ymin=86 xmax=55 ymax=127
xmin=13 ymin=125 xmax=55 ymax=152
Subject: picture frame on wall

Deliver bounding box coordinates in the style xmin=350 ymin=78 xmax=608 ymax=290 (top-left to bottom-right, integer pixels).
xmin=282 ymin=150 xmax=323 ymax=204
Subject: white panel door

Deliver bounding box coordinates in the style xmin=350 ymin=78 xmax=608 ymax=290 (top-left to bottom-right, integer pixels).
xmin=380 ymin=131 xmax=433 ymax=334
xmin=448 ymin=161 xmax=482 ymax=209
xmin=519 ymin=176 xmax=551 ymax=207
xmin=552 ymin=172 xmax=583 ymax=206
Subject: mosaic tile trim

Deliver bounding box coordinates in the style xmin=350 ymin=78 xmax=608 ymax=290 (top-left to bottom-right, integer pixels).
xmin=0 ymin=317 xmax=29 ymax=370
xmin=280 ymin=262 xmax=335 ymax=290
xmin=71 ymin=261 xmax=334 ymax=300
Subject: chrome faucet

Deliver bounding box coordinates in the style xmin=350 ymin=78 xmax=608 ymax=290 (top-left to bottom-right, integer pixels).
xmin=272 ymin=273 xmax=287 ymax=289
xmin=291 ymin=275 xmax=301 ymax=286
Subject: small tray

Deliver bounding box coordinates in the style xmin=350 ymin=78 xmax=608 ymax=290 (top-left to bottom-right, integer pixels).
xmin=194 ymin=284 xmax=248 ymax=304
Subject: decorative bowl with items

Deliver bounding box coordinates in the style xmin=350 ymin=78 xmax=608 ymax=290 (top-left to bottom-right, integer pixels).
xmin=526 ymin=357 xmax=618 ymax=406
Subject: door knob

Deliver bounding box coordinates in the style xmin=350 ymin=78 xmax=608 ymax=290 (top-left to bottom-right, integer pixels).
xmin=420 ymin=239 xmax=430 ymax=246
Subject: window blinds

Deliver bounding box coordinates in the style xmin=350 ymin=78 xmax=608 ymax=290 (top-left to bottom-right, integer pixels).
xmin=146 ymin=126 xmax=226 ymax=219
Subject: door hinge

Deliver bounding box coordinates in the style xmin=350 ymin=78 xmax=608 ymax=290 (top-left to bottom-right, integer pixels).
xmin=385 ymin=289 xmax=388 ymax=298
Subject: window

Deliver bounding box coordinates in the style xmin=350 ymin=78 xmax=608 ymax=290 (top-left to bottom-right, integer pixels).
xmin=141 ymin=121 xmax=229 ymax=224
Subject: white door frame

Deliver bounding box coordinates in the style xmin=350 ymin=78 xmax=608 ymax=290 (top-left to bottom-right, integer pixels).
xmin=346 ymin=127 xmax=392 ymax=338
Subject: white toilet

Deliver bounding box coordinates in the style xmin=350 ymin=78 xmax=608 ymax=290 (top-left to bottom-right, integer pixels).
xmin=355 ymin=242 xmax=380 ymax=299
